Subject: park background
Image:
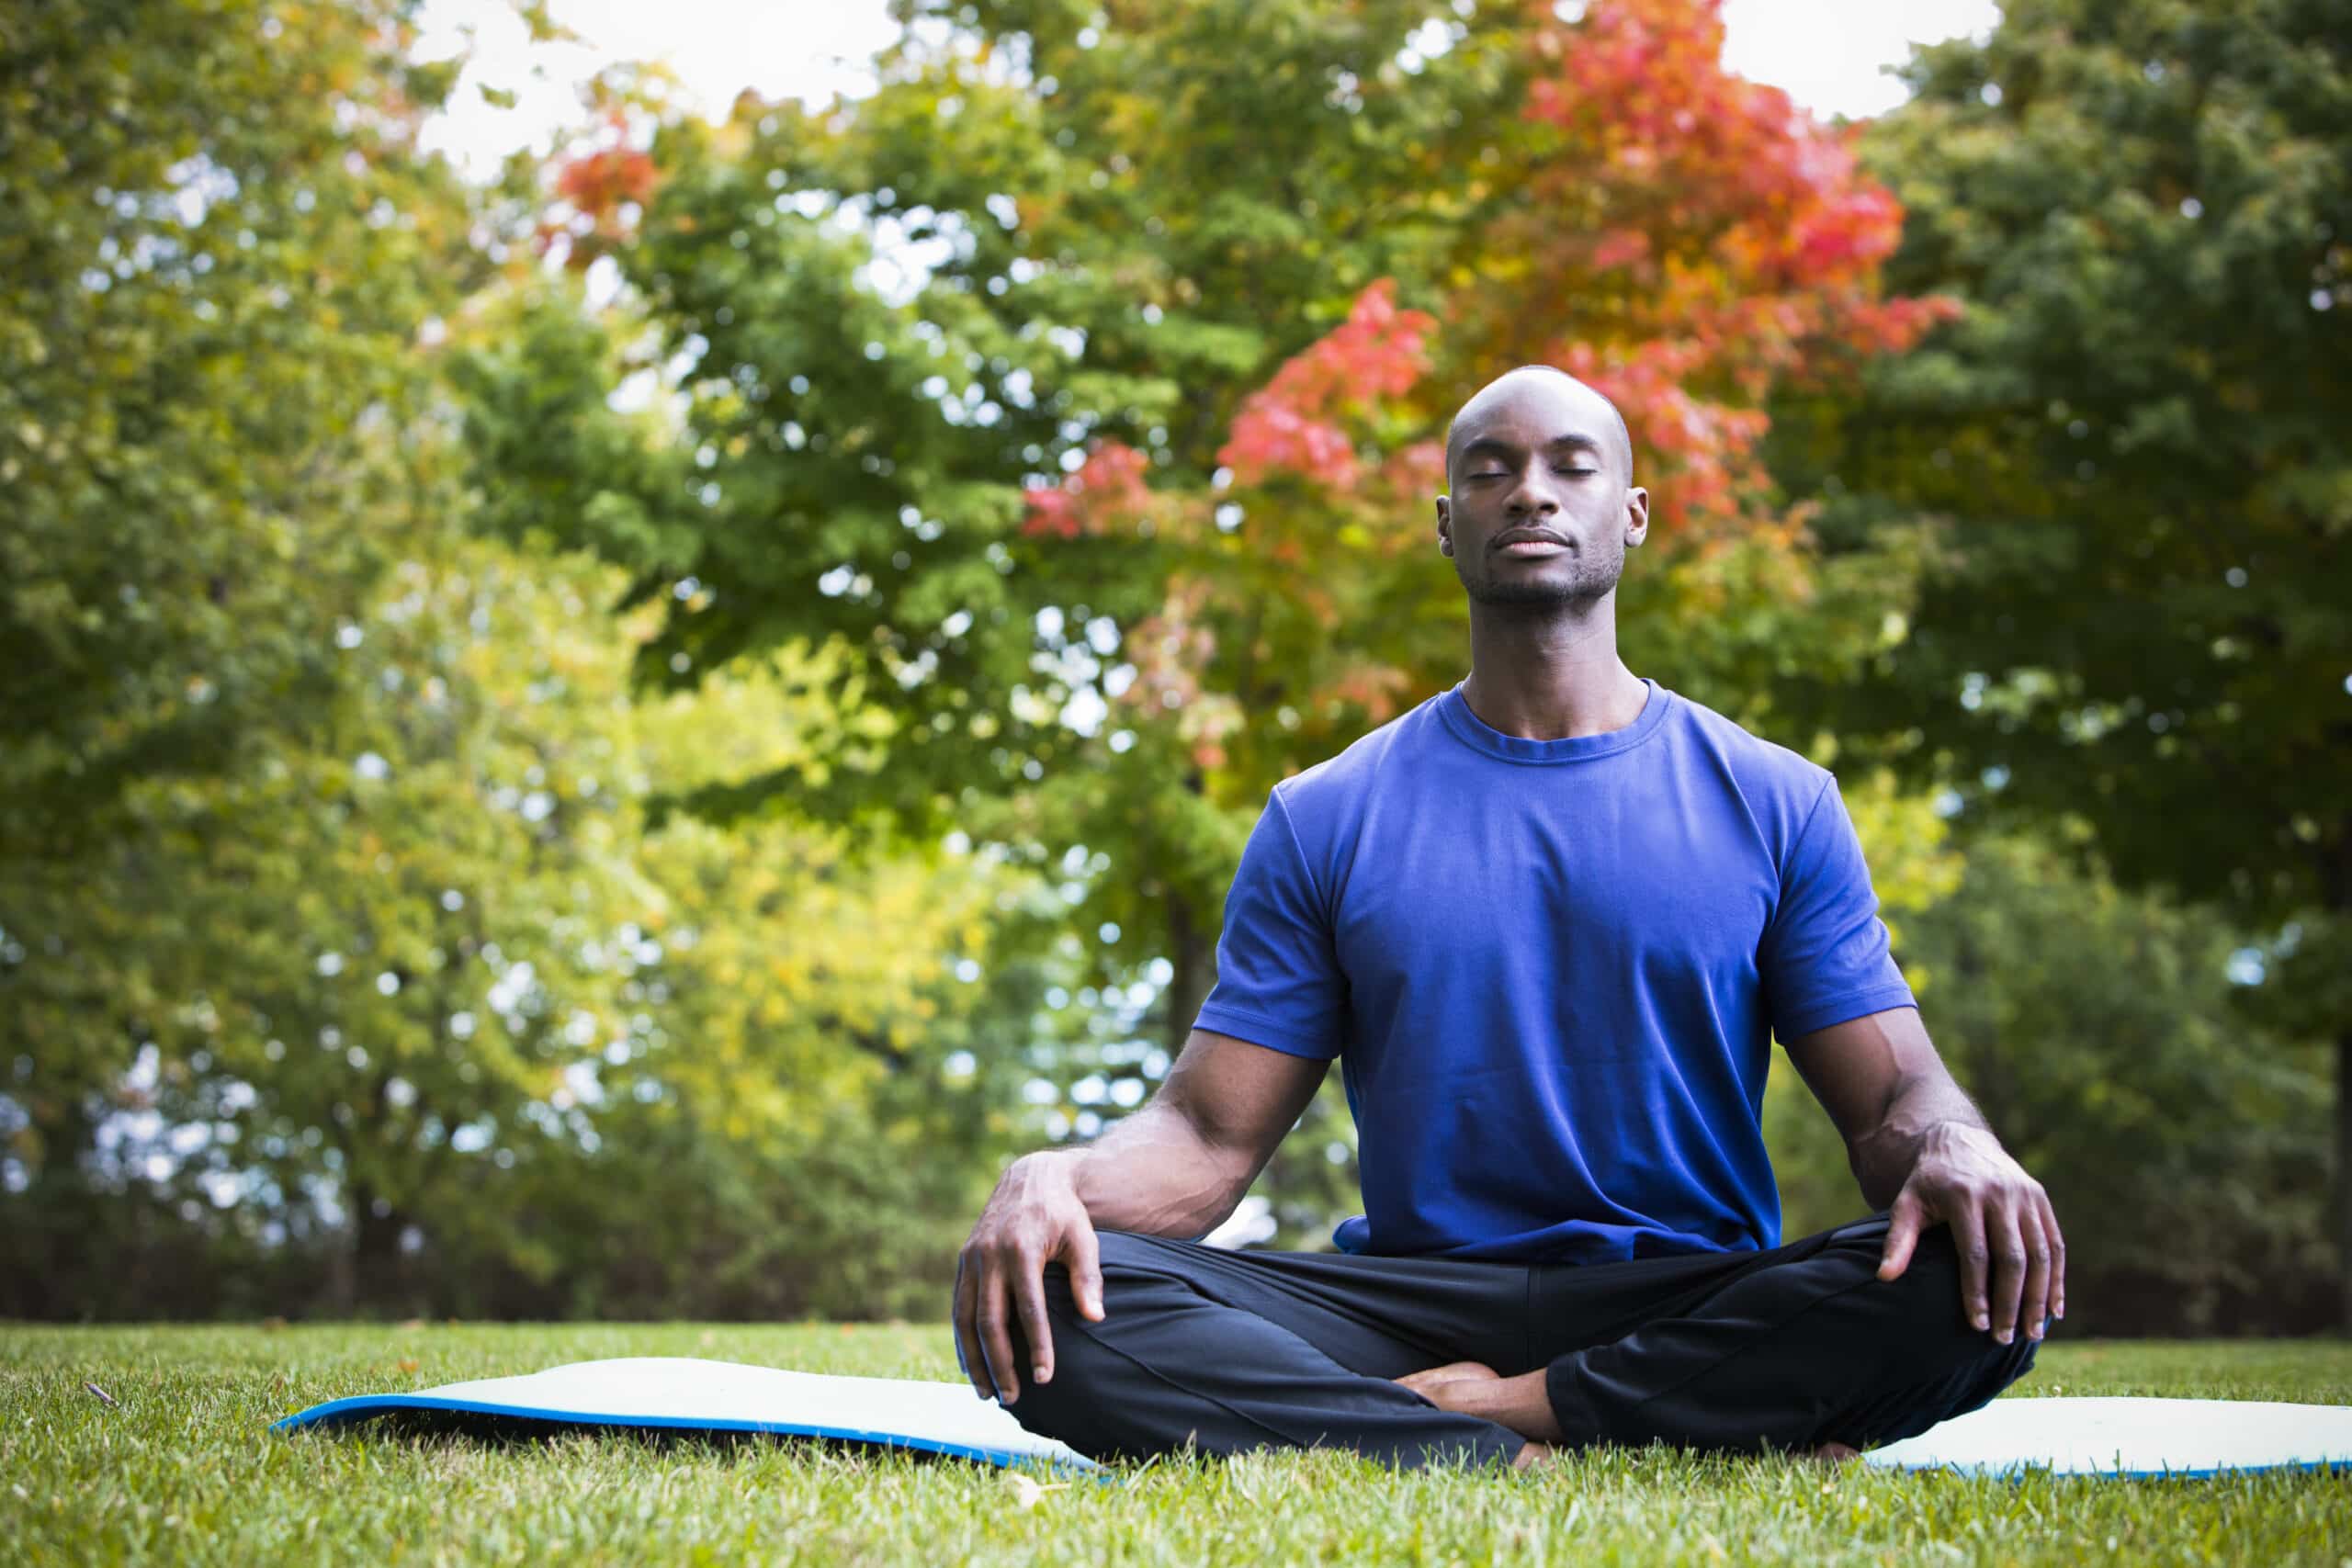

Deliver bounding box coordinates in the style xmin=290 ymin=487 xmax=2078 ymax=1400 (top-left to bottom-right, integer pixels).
xmin=4 ymin=0 xmax=2346 ymax=1342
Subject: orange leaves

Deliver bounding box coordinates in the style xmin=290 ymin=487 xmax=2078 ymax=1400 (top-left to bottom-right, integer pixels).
xmin=1459 ymin=0 xmax=1954 ymax=540
xmin=1114 ymin=577 xmax=1246 ymax=771
xmin=535 ymin=92 xmax=662 ymax=268
xmin=536 ymin=144 xmax=657 ymax=267
xmin=552 ymin=146 xmax=657 ymax=220
xmin=1019 ymin=442 xmax=1154 ymax=538
xmin=1218 ymin=281 xmax=1437 ymax=491
xmin=1311 ymin=661 xmax=1415 ymax=727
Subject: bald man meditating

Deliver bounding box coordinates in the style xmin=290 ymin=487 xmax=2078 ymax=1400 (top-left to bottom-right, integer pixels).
xmin=951 ymin=366 xmax=2059 ymax=1471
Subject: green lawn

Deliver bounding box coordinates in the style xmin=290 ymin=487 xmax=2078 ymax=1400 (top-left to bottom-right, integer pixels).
xmin=4 ymin=1325 xmax=2347 ymax=1564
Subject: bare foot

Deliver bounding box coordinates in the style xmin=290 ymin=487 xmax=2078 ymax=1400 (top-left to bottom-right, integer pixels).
xmin=1804 ymin=1441 xmax=1860 ymax=1464
xmin=1393 ymin=1360 xmax=1500 ymax=1401
xmin=1512 ymin=1438 xmax=1556 ymax=1471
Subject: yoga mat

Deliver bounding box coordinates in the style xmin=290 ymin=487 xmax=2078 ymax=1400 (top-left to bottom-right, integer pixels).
xmin=1862 ymin=1395 xmax=2352 ymax=1477
xmin=277 ymin=1359 xmax=2351 ymax=1478
xmin=272 ymin=1356 xmax=1098 ymax=1472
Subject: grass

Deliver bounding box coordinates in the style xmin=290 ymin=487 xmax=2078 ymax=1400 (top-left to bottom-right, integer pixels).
xmin=4 ymin=1325 xmax=2348 ymax=1564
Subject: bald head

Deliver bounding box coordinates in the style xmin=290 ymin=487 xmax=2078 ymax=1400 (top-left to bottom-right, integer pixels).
xmin=1444 ymin=366 xmax=1634 ymax=487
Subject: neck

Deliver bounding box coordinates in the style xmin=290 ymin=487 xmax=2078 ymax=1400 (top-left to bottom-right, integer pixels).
xmin=1460 ymin=594 xmax=1646 ymax=740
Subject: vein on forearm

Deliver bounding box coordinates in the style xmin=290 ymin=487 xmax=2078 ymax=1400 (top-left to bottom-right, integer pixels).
xmin=1065 ymin=1102 xmax=1254 ymax=1240
xmin=1849 ymin=1070 xmax=1990 ymax=1209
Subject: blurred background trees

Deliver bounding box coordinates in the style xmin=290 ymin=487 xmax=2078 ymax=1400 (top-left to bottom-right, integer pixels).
xmin=4 ymin=0 xmax=2340 ymax=1332
xmin=1767 ymin=0 xmax=2350 ymax=1324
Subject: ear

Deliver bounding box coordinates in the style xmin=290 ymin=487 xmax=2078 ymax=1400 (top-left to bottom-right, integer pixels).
xmin=1435 ymin=494 xmax=1453 ymax=557
xmin=1623 ymin=486 xmax=1651 ymax=549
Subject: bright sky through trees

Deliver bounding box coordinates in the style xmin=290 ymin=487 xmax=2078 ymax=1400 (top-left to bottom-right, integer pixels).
xmin=414 ymin=0 xmax=2002 ymax=178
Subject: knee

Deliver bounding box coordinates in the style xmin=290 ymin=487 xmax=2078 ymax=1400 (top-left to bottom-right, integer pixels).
xmin=1819 ymin=1226 xmax=2041 ymax=1447
xmin=1883 ymin=1227 xmax=2051 ymax=1339
xmin=1867 ymin=1227 xmax=2043 ymax=1384
xmin=995 ymin=1234 xmax=1161 ymax=1445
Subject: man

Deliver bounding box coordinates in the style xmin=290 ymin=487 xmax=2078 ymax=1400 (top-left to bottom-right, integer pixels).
xmin=951 ymin=366 xmax=2061 ymax=1471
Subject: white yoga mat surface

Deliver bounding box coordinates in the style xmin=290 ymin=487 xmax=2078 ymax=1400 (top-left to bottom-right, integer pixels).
xmin=276 ymin=1359 xmax=2350 ymax=1479
xmin=272 ymin=1356 xmax=1097 ymax=1472
xmin=1863 ymin=1395 xmax=2352 ymax=1477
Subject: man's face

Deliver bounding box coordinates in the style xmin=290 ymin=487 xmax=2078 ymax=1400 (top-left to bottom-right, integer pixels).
xmin=1435 ymin=376 xmax=1649 ymax=612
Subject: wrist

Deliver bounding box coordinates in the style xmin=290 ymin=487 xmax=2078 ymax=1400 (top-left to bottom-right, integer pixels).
xmin=1017 ymin=1146 xmax=1092 ymax=1209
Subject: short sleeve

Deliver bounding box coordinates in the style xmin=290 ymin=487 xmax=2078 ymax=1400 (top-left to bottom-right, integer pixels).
xmin=1191 ymin=788 xmax=1348 ymax=1060
xmin=1758 ymin=777 xmax=1917 ymax=1041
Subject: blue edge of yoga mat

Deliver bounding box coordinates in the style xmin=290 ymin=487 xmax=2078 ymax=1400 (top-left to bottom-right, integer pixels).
xmin=274 ymin=1396 xmax=1087 ymax=1476
xmin=272 ymin=1357 xmax=2352 ymax=1482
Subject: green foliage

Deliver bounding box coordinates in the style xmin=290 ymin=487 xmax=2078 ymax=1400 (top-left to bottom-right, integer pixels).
xmin=0 ymin=0 xmax=479 ymax=853
xmin=1770 ymin=0 xmax=2351 ymax=1314
xmin=2 ymin=0 xmax=1058 ymax=1325
xmin=8 ymin=0 xmax=2338 ymax=1336
xmin=8 ymin=1327 xmax=2352 ymax=1564
xmin=2 ymin=524 xmax=1046 ymax=1319
xmin=1770 ymin=834 xmax=2332 ymax=1335
xmin=1773 ymin=0 xmax=2352 ymax=999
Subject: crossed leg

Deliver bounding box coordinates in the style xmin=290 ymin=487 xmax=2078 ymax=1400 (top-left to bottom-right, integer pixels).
xmin=989 ymin=1217 xmax=2039 ymax=1471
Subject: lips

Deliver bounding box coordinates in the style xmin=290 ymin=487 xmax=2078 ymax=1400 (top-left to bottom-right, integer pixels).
xmin=1494 ymin=528 xmax=1570 ymax=553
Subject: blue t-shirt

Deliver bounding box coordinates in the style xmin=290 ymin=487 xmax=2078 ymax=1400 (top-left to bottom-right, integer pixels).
xmin=1192 ymin=676 xmax=1916 ymax=1264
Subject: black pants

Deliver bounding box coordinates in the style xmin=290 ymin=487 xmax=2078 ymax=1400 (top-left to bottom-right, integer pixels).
xmin=989 ymin=1214 xmax=2040 ymax=1471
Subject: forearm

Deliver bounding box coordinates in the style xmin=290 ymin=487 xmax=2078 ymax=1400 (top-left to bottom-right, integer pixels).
xmin=1846 ymin=1072 xmax=1991 ymax=1210
xmin=1041 ymin=1100 xmax=1256 ymax=1240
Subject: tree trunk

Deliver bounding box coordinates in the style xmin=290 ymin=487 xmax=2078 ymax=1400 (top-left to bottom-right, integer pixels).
xmin=1164 ymin=887 xmax=1214 ymax=1058
xmin=351 ymin=1185 xmax=409 ymax=1314
xmin=2324 ymin=831 xmax=2352 ymax=1337
xmin=2339 ymin=1026 xmax=2351 ymax=1336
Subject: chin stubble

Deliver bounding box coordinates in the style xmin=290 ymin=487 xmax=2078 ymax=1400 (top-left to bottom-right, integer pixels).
xmin=1454 ymin=548 xmax=1624 ymax=610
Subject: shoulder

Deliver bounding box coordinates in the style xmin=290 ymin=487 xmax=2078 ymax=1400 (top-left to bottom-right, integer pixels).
xmin=1665 ymin=688 xmax=1829 ymax=789
xmin=1268 ymin=690 xmax=1449 ymax=826
xmin=1656 ymin=685 xmax=1838 ymax=844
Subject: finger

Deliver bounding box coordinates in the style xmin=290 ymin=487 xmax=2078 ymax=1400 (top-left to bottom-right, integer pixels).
xmin=1014 ymin=1248 xmax=1057 ymax=1388
xmin=980 ymin=1265 xmax=1023 ymax=1404
xmin=1877 ymin=1190 xmax=1924 ymax=1281
xmin=1950 ymin=1200 xmax=1990 ymax=1335
xmin=2039 ymin=1189 xmax=2067 ymax=1325
xmin=952 ymin=1254 xmax=995 ymax=1401
xmin=2017 ymin=1202 xmax=2052 ymax=1343
xmin=1987 ymin=1201 xmax=2028 ymax=1345
xmin=1068 ymin=1221 xmax=1105 ymax=1323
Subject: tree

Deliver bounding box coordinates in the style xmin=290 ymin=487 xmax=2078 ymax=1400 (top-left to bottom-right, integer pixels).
xmin=0 ymin=0 xmax=479 ymax=1294
xmin=0 ymin=0 xmax=479 ymax=854
xmin=0 ymin=0 xmax=1057 ymax=1310
xmin=1770 ymin=0 xmax=2352 ymax=1314
xmin=2 ymin=518 xmax=1048 ymax=1319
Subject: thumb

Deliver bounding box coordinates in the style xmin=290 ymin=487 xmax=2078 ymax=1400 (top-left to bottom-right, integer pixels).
xmin=1878 ymin=1189 xmax=1924 ymax=1281
xmin=1067 ymin=1221 xmax=1106 ymax=1322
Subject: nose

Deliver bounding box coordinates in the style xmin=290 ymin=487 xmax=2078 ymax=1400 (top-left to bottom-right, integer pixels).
xmin=1505 ymin=463 xmax=1561 ymax=518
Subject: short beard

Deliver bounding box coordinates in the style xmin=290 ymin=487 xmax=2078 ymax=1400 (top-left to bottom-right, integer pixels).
xmin=1455 ymin=549 xmax=1624 ymax=612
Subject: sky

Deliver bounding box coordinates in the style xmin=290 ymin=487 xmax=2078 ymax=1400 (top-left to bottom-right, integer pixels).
xmin=413 ymin=0 xmax=2004 ymax=179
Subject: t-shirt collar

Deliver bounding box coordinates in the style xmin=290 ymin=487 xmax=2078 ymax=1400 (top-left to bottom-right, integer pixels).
xmin=1437 ymin=677 xmax=1672 ymax=764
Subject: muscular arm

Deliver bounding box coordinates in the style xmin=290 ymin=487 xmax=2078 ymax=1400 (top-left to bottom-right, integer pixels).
xmin=1059 ymin=1027 xmax=1332 ymax=1238
xmin=1783 ymin=1005 xmax=2065 ymax=1343
xmin=953 ymin=1028 xmax=1329 ymax=1403
xmin=1781 ymin=1004 xmax=1990 ymax=1209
